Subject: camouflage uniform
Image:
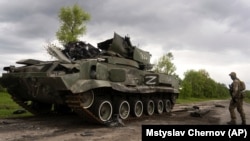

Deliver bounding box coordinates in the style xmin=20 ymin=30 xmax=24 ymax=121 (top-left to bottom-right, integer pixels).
xmin=227 ymin=72 xmax=246 ymax=125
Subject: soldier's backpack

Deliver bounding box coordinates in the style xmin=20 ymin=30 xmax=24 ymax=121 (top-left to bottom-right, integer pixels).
xmin=239 ymin=80 xmax=246 ymax=91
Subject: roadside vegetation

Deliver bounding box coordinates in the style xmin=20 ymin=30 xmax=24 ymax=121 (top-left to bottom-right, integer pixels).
xmin=0 ymin=91 xmax=32 ymax=118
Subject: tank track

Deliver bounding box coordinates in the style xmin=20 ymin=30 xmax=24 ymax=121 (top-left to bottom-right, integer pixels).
xmin=65 ymin=94 xmax=105 ymax=124
xmin=64 ymin=93 xmax=150 ymax=125
xmin=9 ymin=89 xmax=176 ymax=126
xmin=64 ymin=88 xmax=177 ymax=126
xmin=11 ymin=96 xmax=40 ymax=115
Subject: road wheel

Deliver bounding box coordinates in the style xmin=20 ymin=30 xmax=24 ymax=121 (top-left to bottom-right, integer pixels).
xmin=94 ymin=99 xmax=113 ymax=122
xmin=155 ymin=99 xmax=164 ymax=114
xmin=116 ymin=100 xmax=130 ymax=120
xmin=143 ymin=99 xmax=154 ymax=116
xmin=131 ymin=100 xmax=143 ymax=118
xmin=164 ymin=99 xmax=172 ymax=113
xmin=79 ymin=90 xmax=94 ymax=109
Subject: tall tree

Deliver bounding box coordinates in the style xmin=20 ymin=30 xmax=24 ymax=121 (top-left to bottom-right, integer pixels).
xmin=180 ymin=69 xmax=229 ymax=99
xmin=56 ymin=4 xmax=90 ymax=45
xmin=153 ymin=52 xmax=176 ymax=75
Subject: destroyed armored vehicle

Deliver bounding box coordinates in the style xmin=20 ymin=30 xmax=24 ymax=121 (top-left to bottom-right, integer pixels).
xmin=1 ymin=33 xmax=179 ymax=124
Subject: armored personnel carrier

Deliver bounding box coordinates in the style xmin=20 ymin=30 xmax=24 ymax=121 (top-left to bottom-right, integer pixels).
xmin=1 ymin=33 xmax=179 ymax=125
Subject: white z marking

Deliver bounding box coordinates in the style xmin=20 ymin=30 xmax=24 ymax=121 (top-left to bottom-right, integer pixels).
xmin=145 ymin=75 xmax=157 ymax=85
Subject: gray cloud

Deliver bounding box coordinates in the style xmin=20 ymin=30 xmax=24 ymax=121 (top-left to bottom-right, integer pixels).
xmin=0 ymin=0 xmax=250 ymax=87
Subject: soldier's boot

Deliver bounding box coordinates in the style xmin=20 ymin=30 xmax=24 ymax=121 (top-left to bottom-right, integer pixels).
xmin=227 ymin=120 xmax=236 ymax=125
xmin=242 ymin=120 xmax=246 ymax=125
xmin=240 ymin=113 xmax=246 ymax=125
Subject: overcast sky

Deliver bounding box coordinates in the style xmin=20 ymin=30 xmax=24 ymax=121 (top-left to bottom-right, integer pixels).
xmin=1 ymin=0 xmax=250 ymax=88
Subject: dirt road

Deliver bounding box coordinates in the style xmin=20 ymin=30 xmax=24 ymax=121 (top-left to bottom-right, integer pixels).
xmin=0 ymin=99 xmax=249 ymax=141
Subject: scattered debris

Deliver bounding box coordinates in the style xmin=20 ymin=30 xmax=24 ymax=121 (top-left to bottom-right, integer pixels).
xmin=214 ymin=104 xmax=225 ymax=108
xmin=62 ymin=41 xmax=100 ymax=60
xmin=189 ymin=106 xmax=211 ymax=117
xmin=13 ymin=109 xmax=26 ymax=114
xmin=192 ymin=105 xmax=200 ymax=110
xmin=80 ymin=131 xmax=93 ymax=136
xmin=190 ymin=109 xmax=210 ymax=117
xmin=105 ymin=114 xmax=125 ymax=127
xmin=1 ymin=121 xmax=10 ymax=124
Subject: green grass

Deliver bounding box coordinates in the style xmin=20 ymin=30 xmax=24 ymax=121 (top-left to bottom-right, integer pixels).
xmin=0 ymin=92 xmax=32 ymax=118
xmin=176 ymin=97 xmax=228 ymax=104
xmin=244 ymin=97 xmax=250 ymax=103
xmin=177 ymin=96 xmax=250 ymax=104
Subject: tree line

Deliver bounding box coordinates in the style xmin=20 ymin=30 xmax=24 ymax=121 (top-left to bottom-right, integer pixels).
xmin=179 ymin=69 xmax=229 ymax=99
xmin=152 ymin=53 xmax=250 ymax=99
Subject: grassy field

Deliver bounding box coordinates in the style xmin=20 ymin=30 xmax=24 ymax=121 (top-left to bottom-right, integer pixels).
xmin=175 ymin=97 xmax=227 ymax=104
xmin=0 ymin=92 xmax=32 ymax=118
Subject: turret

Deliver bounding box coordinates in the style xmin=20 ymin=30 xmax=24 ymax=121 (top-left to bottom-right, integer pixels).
xmin=98 ymin=33 xmax=152 ymax=70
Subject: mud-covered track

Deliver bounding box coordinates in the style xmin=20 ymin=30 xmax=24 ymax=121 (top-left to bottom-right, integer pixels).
xmin=65 ymin=94 xmax=104 ymax=124
xmin=63 ymin=89 xmax=177 ymax=126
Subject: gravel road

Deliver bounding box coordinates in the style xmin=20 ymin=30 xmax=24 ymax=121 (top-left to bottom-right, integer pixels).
xmin=0 ymin=99 xmax=249 ymax=141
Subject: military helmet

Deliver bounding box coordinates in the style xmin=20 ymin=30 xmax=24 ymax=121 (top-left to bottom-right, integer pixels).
xmin=229 ymin=72 xmax=236 ymax=77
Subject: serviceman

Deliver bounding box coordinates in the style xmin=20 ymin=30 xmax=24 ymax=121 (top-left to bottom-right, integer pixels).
xmin=227 ymin=72 xmax=246 ymax=125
